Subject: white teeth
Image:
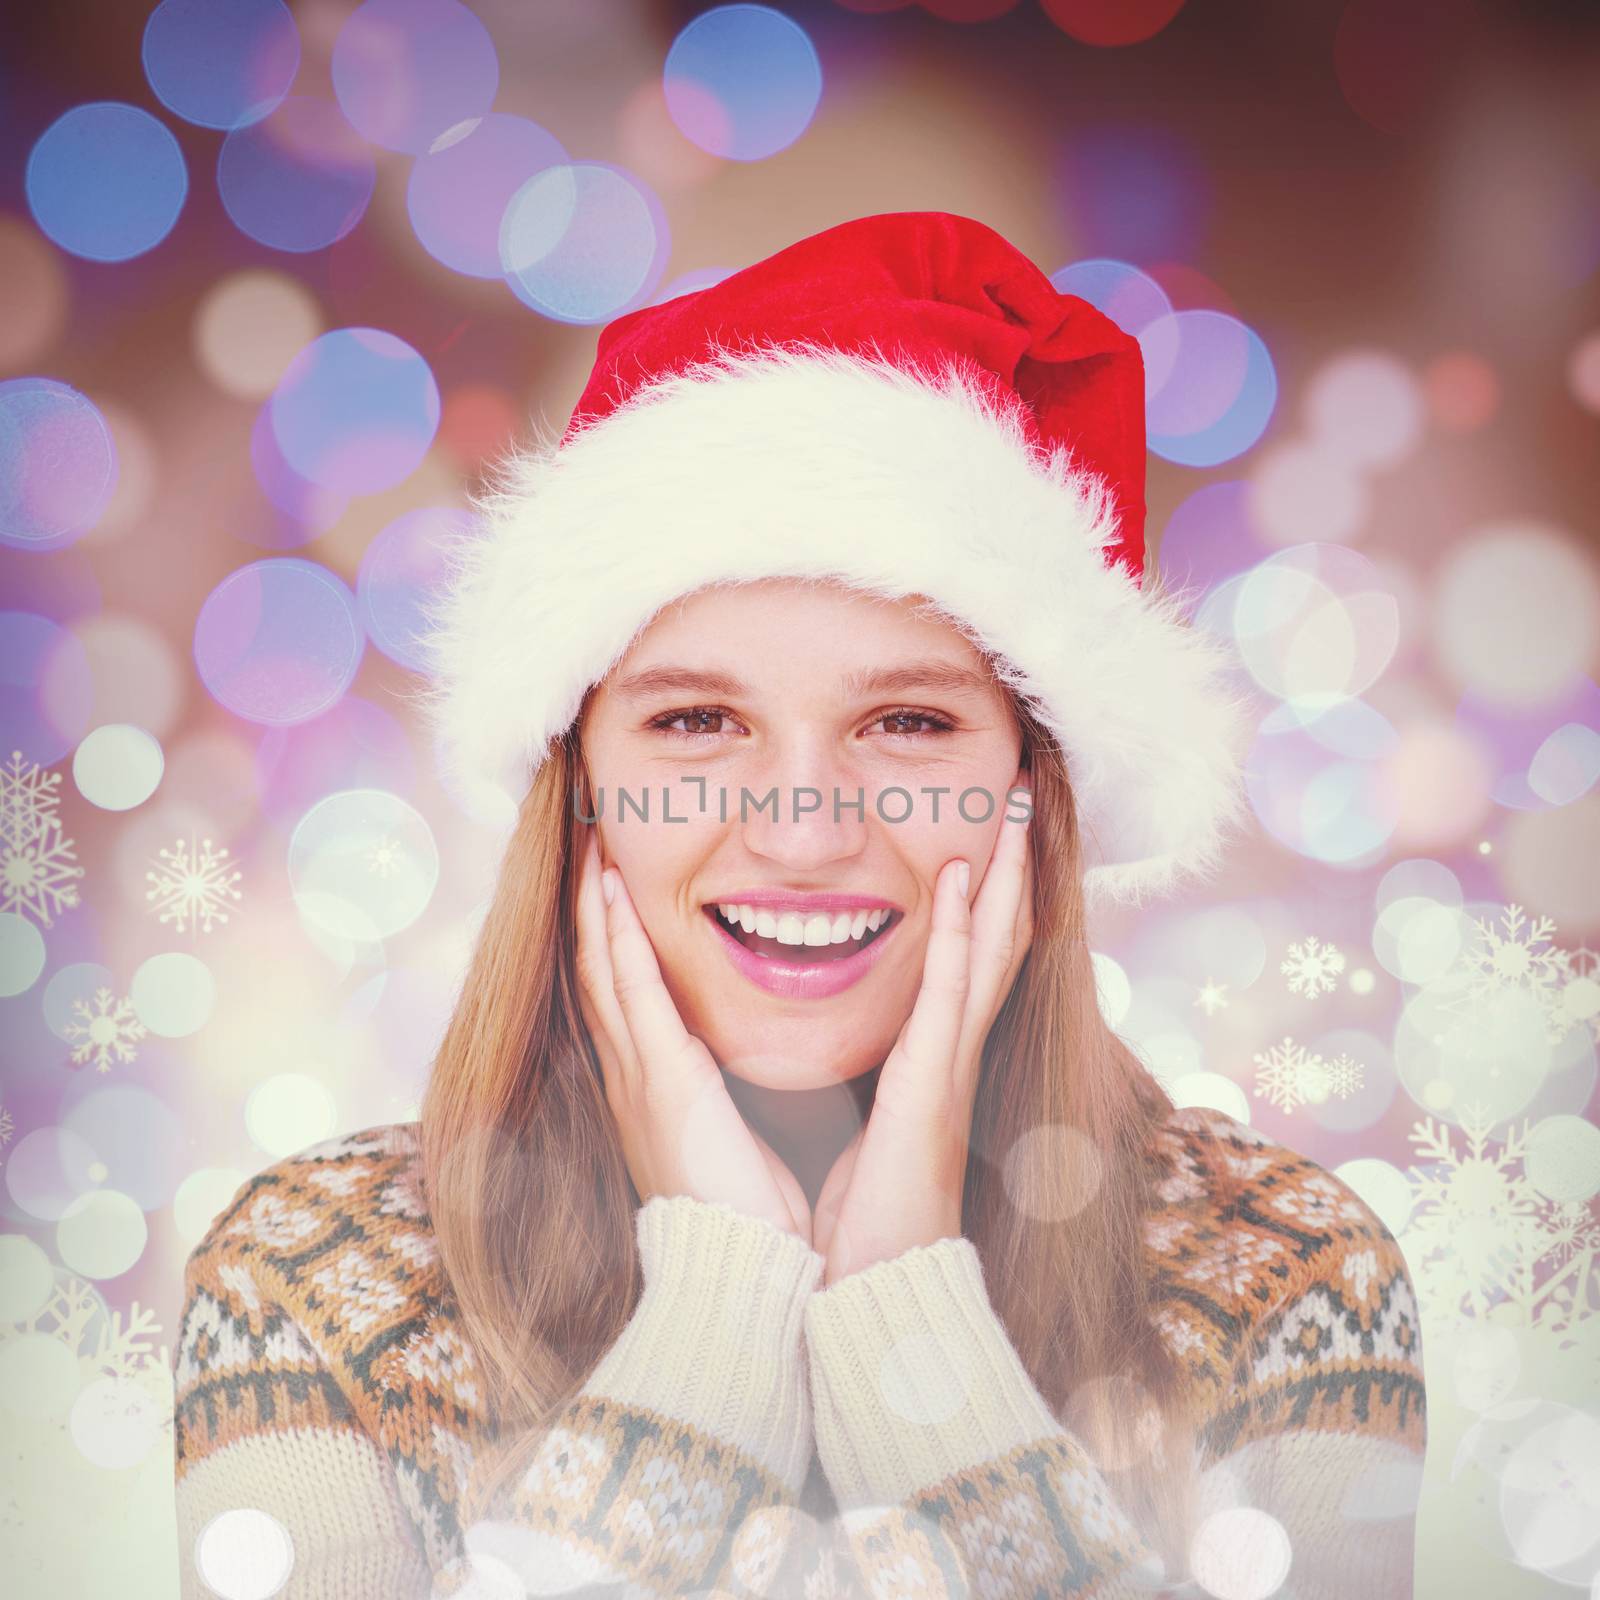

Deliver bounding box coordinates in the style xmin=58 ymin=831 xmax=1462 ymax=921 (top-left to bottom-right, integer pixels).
xmin=713 ymin=902 xmax=893 ymax=947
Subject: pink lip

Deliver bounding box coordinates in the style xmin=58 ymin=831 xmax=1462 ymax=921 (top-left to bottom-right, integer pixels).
xmin=705 ymin=888 xmax=901 ymax=915
xmin=705 ymin=906 xmax=901 ymax=1000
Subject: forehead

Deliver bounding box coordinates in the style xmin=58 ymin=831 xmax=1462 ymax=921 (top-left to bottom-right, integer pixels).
xmin=591 ymin=580 xmax=1007 ymax=712
xmin=630 ymin=578 xmax=987 ymax=662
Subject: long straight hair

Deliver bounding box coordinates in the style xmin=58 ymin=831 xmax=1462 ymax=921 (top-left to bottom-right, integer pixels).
xmin=419 ymin=692 xmax=1199 ymax=1572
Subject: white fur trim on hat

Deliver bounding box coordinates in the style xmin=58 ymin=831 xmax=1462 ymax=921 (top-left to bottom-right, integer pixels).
xmin=412 ymin=342 xmax=1250 ymax=905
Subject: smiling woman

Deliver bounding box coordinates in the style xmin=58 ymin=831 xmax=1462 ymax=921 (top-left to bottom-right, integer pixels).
xmin=172 ymin=212 xmax=1426 ymax=1599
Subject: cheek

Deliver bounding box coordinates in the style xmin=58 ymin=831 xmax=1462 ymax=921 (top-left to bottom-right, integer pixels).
xmin=600 ymin=824 xmax=702 ymax=917
xmin=895 ymin=796 xmax=1001 ymax=881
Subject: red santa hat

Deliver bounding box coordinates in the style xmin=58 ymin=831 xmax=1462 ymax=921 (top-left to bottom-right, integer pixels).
xmin=418 ymin=211 xmax=1247 ymax=904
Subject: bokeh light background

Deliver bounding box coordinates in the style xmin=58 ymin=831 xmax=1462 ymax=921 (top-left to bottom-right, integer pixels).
xmin=2 ymin=1 xmax=1599 ymax=1595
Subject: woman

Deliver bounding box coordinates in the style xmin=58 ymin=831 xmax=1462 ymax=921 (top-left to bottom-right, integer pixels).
xmin=173 ymin=213 xmax=1426 ymax=1599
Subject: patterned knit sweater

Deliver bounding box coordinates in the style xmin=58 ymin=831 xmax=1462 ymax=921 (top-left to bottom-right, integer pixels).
xmin=172 ymin=1106 xmax=1426 ymax=1598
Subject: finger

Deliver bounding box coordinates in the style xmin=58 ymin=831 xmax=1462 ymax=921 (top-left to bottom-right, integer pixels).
xmin=877 ymin=858 xmax=972 ymax=1115
xmin=954 ymin=789 xmax=1034 ymax=1065
xmin=966 ymin=784 xmax=1033 ymax=1009
xmin=573 ymin=830 xmax=637 ymax=1077
xmin=602 ymin=863 xmax=714 ymax=1080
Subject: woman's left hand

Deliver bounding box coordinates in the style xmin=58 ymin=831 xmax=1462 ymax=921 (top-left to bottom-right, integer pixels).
xmin=812 ymin=780 xmax=1035 ymax=1286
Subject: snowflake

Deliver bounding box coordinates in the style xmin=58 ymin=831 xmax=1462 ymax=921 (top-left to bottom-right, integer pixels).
xmin=0 ymin=1101 xmax=12 ymax=1152
xmin=1252 ymin=1036 xmax=1363 ymax=1113
xmin=1405 ymin=1103 xmax=1599 ymax=1337
xmin=1324 ymin=1053 xmax=1364 ymax=1098
xmin=1281 ymin=936 xmax=1346 ymax=998
xmin=63 ymin=987 xmax=148 ymax=1073
xmin=0 ymin=749 xmax=85 ymax=927
xmin=367 ymin=835 xmax=403 ymax=877
xmin=1194 ymin=979 xmax=1229 ymax=1017
xmin=1544 ymin=1200 xmax=1600 ymax=1265
xmin=1558 ymin=945 xmax=1600 ymax=1045
xmin=90 ymin=1302 xmax=169 ymax=1386
xmin=1454 ymin=904 xmax=1574 ymax=1044
xmin=0 ymin=1274 xmax=172 ymax=1397
xmin=1468 ymin=904 xmax=1567 ymax=989
xmin=146 ymin=832 xmax=243 ymax=934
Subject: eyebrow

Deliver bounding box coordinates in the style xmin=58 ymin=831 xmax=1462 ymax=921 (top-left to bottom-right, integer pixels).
xmin=612 ymin=660 xmax=995 ymax=701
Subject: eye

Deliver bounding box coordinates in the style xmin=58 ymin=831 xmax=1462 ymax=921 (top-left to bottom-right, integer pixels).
xmin=864 ymin=707 xmax=958 ymax=740
xmin=644 ymin=705 xmax=958 ymax=744
xmin=646 ymin=706 xmax=746 ymax=743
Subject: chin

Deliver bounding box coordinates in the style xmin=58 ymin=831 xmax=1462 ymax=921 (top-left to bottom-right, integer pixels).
xmin=698 ymin=1014 xmax=892 ymax=1091
xmin=662 ymin=927 xmax=914 ymax=1088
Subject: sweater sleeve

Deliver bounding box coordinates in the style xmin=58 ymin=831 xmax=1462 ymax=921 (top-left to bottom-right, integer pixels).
xmin=447 ymin=1193 xmax=827 ymax=1598
xmin=175 ymin=1169 xmax=827 ymax=1600
xmin=802 ymin=1167 xmax=1427 ymax=1599
xmin=173 ymin=1220 xmax=435 ymax=1599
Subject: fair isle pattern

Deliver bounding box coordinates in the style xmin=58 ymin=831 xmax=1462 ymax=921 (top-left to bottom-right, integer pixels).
xmin=174 ymin=1123 xmax=487 ymax=1577
xmin=173 ymin=1107 xmax=1426 ymax=1599
xmin=174 ymin=1123 xmax=816 ymax=1599
xmin=432 ymin=1395 xmax=805 ymax=1597
xmin=828 ymin=1432 xmax=1154 ymax=1599
xmin=821 ymin=1108 xmax=1427 ymax=1598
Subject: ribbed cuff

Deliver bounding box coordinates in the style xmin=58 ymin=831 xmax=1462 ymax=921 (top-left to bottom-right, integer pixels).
xmin=804 ymin=1235 xmax=1062 ymax=1511
xmin=582 ymin=1194 xmax=824 ymax=1494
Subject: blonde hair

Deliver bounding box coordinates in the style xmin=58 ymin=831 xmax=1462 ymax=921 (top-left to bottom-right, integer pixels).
xmin=419 ymin=692 xmax=1199 ymax=1570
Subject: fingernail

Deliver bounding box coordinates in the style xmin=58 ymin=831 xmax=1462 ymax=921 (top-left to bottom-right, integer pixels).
xmin=956 ymin=861 xmax=971 ymax=899
xmin=601 ymin=869 xmax=617 ymax=906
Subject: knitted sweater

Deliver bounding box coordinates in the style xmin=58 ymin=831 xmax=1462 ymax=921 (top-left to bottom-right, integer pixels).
xmin=172 ymin=1106 xmax=1426 ymax=1598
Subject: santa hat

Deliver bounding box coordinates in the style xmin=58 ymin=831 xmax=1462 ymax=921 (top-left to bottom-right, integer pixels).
xmin=417 ymin=211 xmax=1247 ymax=904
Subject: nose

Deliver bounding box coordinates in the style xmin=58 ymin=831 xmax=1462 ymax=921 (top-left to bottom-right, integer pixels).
xmin=735 ymin=731 xmax=871 ymax=873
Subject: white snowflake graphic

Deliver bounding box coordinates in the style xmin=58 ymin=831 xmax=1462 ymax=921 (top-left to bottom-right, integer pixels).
xmin=0 ymin=1102 xmax=12 ymax=1154
xmin=1451 ymin=904 xmax=1575 ymax=1045
xmin=1281 ymin=936 xmax=1346 ymax=998
xmin=1544 ymin=1200 xmax=1600 ymax=1266
xmin=90 ymin=1301 xmax=169 ymax=1386
xmin=1324 ymin=1053 xmax=1364 ymax=1099
xmin=63 ymin=987 xmax=148 ymax=1073
xmin=145 ymin=833 xmax=243 ymax=935
xmin=1558 ymin=945 xmax=1600 ymax=1044
xmin=0 ymin=749 xmax=85 ymax=927
xmin=1467 ymin=904 xmax=1568 ymax=989
xmin=1405 ymin=1104 xmax=1599 ymax=1340
xmin=0 ymin=1273 xmax=173 ymax=1427
xmin=367 ymin=835 xmax=403 ymax=878
xmin=1252 ymin=1035 xmax=1364 ymax=1112
xmin=1194 ymin=979 xmax=1229 ymax=1017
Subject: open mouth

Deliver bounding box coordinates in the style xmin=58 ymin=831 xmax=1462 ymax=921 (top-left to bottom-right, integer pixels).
xmin=703 ymin=904 xmax=900 ymax=964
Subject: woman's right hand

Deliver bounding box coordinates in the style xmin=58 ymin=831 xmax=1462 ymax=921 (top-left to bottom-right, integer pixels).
xmin=573 ymin=826 xmax=812 ymax=1244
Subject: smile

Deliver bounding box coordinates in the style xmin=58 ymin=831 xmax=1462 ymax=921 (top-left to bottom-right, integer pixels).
xmin=703 ymin=902 xmax=901 ymax=999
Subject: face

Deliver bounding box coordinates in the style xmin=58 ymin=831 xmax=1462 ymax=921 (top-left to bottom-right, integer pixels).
xmin=578 ymin=579 xmax=1026 ymax=1091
